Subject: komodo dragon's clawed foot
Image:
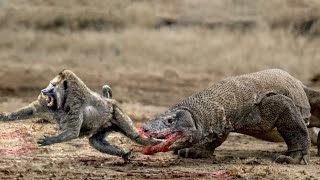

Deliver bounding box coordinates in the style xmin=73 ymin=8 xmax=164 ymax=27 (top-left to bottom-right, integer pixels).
xmin=272 ymin=150 xmax=309 ymax=165
xmin=175 ymin=148 xmax=213 ymax=159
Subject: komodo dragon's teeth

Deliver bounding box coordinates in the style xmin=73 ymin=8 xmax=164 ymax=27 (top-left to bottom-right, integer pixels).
xmin=153 ymin=138 xmax=166 ymax=142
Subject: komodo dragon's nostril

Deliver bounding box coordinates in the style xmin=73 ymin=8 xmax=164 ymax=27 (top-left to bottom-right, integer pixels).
xmin=141 ymin=126 xmax=149 ymax=133
xmin=143 ymin=128 xmax=149 ymax=133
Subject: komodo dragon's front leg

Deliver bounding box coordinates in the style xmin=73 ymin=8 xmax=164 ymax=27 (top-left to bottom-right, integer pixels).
xmin=175 ymin=142 xmax=223 ymax=159
xmin=258 ymin=94 xmax=310 ymax=164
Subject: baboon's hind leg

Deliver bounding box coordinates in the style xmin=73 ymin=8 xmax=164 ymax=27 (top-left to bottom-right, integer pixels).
xmin=89 ymin=127 xmax=131 ymax=162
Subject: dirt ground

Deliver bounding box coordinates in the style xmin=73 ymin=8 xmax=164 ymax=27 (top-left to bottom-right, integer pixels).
xmin=0 ymin=112 xmax=319 ymax=180
xmin=1 ymin=0 xmax=320 ymax=179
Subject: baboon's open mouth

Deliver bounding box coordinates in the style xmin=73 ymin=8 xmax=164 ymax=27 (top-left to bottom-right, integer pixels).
xmin=41 ymin=93 xmax=54 ymax=108
xmin=138 ymin=128 xmax=182 ymax=155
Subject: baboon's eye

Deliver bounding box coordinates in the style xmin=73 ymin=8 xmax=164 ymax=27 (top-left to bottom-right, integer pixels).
xmin=63 ymin=80 xmax=68 ymax=90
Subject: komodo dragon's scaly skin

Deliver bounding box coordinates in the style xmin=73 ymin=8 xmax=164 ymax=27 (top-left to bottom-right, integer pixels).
xmin=141 ymin=69 xmax=320 ymax=165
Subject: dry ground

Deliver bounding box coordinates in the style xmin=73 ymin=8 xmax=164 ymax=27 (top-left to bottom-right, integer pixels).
xmin=0 ymin=0 xmax=320 ymax=179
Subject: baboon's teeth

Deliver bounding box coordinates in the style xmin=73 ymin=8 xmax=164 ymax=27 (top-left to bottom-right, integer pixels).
xmin=46 ymin=96 xmax=54 ymax=107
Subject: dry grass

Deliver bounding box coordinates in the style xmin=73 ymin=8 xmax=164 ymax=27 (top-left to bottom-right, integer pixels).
xmin=0 ymin=27 xmax=318 ymax=79
xmin=0 ymin=0 xmax=320 ymax=106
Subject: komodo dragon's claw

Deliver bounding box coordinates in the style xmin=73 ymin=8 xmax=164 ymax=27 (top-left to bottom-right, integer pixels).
xmin=272 ymin=153 xmax=309 ymax=165
xmin=302 ymin=154 xmax=309 ymax=165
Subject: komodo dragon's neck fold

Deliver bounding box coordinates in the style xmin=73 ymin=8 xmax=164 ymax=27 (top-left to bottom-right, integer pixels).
xmin=178 ymin=107 xmax=199 ymax=129
xmin=171 ymin=106 xmax=207 ymax=141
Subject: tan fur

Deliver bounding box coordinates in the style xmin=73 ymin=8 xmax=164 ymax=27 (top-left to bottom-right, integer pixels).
xmin=0 ymin=70 xmax=155 ymax=161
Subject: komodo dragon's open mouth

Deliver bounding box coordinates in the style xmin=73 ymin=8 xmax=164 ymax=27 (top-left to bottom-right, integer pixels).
xmin=138 ymin=127 xmax=182 ymax=155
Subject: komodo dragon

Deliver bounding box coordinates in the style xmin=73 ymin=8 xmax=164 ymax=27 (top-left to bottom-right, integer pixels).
xmin=141 ymin=69 xmax=320 ymax=165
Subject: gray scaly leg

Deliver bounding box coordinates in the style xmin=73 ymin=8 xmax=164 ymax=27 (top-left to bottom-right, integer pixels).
xmin=258 ymin=95 xmax=310 ymax=164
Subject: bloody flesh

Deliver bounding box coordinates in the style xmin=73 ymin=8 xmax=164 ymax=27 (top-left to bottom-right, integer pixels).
xmin=137 ymin=127 xmax=181 ymax=155
xmin=143 ymin=133 xmax=179 ymax=155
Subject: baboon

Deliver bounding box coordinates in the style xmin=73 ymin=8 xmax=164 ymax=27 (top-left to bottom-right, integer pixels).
xmin=0 ymin=70 xmax=156 ymax=161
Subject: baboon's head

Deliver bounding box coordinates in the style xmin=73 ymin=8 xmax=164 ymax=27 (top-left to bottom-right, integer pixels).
xmin=40 ymin=70 xmax=72 ymax=110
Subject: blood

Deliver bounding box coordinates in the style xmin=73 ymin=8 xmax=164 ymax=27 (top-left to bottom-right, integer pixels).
xmin=143 ymin=140 xmax=173 ymax=155
xmin=0 ymin=129 xmax=35 ymax=155
xmin=137 ymin=126 xmax=182 ymax=155
xmin=143 ymin=133 xmax=180 ymax=155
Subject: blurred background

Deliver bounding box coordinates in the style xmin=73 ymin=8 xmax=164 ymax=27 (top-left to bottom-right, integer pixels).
xmin=0 ymin=0 xmax=320 ymax=114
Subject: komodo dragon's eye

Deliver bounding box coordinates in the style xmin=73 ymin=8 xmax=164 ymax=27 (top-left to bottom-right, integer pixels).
xmin=166 ymin=118 xmax=175 ymax=125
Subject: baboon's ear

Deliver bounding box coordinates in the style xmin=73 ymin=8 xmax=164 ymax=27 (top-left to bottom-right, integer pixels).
xmin=63 ymin=80 xmax=68 ymax=90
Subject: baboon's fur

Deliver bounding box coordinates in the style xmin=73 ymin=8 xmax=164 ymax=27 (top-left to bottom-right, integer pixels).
xmin=0 ymin=70 xmax=154 ymax=161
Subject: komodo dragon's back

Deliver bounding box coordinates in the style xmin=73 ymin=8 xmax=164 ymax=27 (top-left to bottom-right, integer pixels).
xmin=174 ymin=69 xmax=311 ymax=130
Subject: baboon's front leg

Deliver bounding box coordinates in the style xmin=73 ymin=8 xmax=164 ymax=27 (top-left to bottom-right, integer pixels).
xmin=89 ymin=128 xmax=132 ymax=162
xmin=37 ymin=114 xmax=83 ymax=146
xmin=37 ymin=130 xmax=80 ymax=146
xmin=0 ymin=100 xmax=42 ymax=121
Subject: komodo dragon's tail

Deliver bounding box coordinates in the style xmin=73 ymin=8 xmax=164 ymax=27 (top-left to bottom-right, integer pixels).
xmin=304 ymin=86 xmax=320 ymax=153
xmin=303 ymin=86 xmax=320 ymax=128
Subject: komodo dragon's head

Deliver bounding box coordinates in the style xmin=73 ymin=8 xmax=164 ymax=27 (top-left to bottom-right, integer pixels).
xmin=140 ymin=108 xmax=200 ymax=155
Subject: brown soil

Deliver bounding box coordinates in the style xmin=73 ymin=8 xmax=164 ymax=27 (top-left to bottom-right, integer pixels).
xmin=0 ymin=119 xmax=319 ymax=179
